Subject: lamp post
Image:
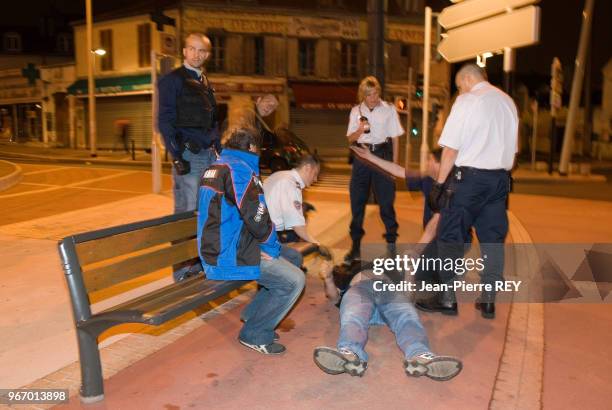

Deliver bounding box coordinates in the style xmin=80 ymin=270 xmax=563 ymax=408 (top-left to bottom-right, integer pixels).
xmin=86 ymin=0 xmax=97 ymax=157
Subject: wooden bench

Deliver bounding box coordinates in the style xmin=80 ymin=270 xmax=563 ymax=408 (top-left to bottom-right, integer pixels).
xmin=58 ymin=211 xmax=319 ymax=403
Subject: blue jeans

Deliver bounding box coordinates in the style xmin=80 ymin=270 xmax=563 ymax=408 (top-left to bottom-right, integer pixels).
xmin=172 ymin=149 xmax=216 ymax=282
xmin=240 ymin=246 xmax=303 ymax=322
xmin=279 ymin=244 xmax=304 ymax=268
xmin=172 ymin=148 xmax=217 ymax=214
xmin=338 ymin=279 xmax=430 ymax=362
xmin=239 ymin=257 xmax=305 ymax=345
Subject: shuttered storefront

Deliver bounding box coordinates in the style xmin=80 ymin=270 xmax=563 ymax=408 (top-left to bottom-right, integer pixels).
xmin=289 ymin=108 xmax=350 ymax=156
xmin=85 ymin=95 xmax=152 ymax=150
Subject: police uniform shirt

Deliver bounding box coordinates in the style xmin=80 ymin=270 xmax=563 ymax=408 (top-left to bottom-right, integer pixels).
xmin=346 ymin=101 xmax=404 ymax=145
xmin=263 ymin=169 xmax=306 ymax=231
xmin=438 ymin=81 xmax=518 ymax=170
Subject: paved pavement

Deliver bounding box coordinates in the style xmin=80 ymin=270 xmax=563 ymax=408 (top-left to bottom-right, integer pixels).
xmin=0 ymin=143 xmax=611 ymax=409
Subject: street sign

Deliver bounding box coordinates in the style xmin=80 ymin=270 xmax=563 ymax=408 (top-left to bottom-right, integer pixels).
xmin=439 ymin=0 xmax=538 ymax=30
xmin=437 ymin=6 xmax=540 ymax=63
xmin=550 ymin=57 xmax=563 ymax=117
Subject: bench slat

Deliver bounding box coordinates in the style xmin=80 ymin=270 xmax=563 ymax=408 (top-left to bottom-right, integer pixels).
xmin=75 ymin=218 xmax=196 ymax=266
xmin=83 ymin=239 xmax=199 ymax=293
xmin=84 ymin=276 xmax=249 ymax=327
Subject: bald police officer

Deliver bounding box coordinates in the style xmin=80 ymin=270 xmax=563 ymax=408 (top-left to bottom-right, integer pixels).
xmin=417 ymin=64 xmax=518 ymax=319
xmin=158 ymin=32 xmax=220 ymax=281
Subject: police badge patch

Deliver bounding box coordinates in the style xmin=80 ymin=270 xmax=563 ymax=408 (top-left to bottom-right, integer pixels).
xmin=294 ymin=201 xmax=302 ymax=211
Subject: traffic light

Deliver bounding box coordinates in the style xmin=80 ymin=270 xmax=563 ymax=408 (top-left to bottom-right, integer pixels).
xmin=415 ymin=88 xmax=423 ymax=99
xmin=394 ymin=96 xmax=409 ymax=114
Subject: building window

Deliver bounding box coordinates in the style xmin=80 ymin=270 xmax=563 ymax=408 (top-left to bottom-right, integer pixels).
xmin=137 ymin=23 xmax=151 ymax=67
xmin=3 ymin=32 xmax=22 ymax=52
xmin=56 ymin=33 xmax=70 ymax=53
xmin=340 ymin=42 xmax=358 ymax=78
xmin=298 ymin=39 xmax=316 ymax=76
xmin=253 ymin=36 xmax=265 ymax=75
xmin=99 ymin=29 xmax=113 ymax=71
xmin=207 ymin=33 xmax=226 ymax=73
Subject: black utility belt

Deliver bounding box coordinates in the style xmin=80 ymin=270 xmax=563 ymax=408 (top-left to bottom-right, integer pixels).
xmin=183 ymin=140 xmax=214 ymax=154
xmin=456 ymin=166 xmax=508 ymax=173
xmin=453 ymin=166 xmax=509 ymax=181
xmin=361 ymin=138 xmax=391 ymax=152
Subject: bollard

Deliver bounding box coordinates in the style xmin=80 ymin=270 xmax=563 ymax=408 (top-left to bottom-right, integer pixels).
xmin=131 ymin=139 xmax=135 ymax=161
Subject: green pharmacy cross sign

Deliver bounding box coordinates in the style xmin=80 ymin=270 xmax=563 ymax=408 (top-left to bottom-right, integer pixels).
xmin=22 ymin=63 xmax=40 ymax=85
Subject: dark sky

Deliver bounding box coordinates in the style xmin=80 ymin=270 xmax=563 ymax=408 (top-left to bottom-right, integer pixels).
xmin=4 ymin=0 xmax=611 ymax=88
xmin=428 ymin=0 xmax=611 ymax=90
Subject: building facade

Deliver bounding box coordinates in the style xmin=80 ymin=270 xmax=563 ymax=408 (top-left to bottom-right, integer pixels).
xmin=68 ymin=0 xmax=450 ymax=155
xmin=0 ymin=16 xmax=74 ymax=143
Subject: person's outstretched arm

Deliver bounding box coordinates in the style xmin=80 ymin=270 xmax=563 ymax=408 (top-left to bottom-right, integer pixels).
xmin=351 ymin=145 xmax=406 ymax=178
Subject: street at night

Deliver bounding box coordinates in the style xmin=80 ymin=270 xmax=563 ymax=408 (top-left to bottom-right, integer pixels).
xmin=1 ymin=0 xmax=611 ymax=409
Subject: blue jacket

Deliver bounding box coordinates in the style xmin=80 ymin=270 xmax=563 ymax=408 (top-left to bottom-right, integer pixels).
xmin=197 ymin=149 xmax=281 ymax=280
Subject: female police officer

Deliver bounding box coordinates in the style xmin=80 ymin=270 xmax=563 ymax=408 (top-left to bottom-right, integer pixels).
xmin=344 ymin=76 xmax=404 ymax=264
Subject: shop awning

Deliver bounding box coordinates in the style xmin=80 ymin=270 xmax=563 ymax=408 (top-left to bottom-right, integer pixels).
xmin=67 ymin=74 xmax=152 ymax=96
xmin=291 ymin=82 xmax=357 ymax=110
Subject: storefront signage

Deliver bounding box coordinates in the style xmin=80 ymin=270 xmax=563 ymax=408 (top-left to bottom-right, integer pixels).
xmin=288 ymin=17 xmax=360 ymax=39
xmin=387 ymin=24 xmax=425 ymax=44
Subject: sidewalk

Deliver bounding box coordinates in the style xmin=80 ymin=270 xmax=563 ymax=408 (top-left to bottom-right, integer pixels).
xmin=0 ymin=178 xmax=610 ymax=408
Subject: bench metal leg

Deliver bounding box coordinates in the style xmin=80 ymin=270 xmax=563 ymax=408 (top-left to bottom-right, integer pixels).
xmin=76 ymin=327 xmax=105 ymax=403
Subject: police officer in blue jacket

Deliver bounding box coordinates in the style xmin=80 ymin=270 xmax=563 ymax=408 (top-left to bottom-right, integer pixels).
xmin=158 ymin=32 xmax=220 ymax=214
xmin=158 ymin=33 xmax=220 ymax=282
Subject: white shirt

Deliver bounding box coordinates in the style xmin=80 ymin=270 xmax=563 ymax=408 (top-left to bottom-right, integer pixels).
xmin=438 ymin=81 xmax=518 ymax=170
xmin=346 ymin=101 xmax=404 ymax=145
xmin=263 ymin=169 xmax=306 ymax=231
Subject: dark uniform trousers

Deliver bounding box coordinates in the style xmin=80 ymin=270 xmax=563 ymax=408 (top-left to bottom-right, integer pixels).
xmin=436 ymin=167 xmax=510 ymax=288
xmin=349 ymin=143 xmax=398 ymax=244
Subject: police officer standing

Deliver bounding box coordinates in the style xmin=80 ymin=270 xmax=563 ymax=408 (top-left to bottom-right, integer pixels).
xmin=158 ymin=32 xmax=220 ymax=214
xmin=345 ymin=76 xmax=404 ymax=264
xmin=417 ymin=64 xmax=518 ymax=319
xmin=158 ymin=32 xmax=219 ymax=282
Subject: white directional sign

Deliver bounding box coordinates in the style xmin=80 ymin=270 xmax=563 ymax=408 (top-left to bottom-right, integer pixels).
xmin=439 ymin=0 xmax=539 ymax=30
xmin=437 ymin=6 xmax=540 ymax=63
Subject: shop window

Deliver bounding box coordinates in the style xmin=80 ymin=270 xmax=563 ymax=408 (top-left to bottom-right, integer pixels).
xmin=138 ymin=23 xmax=151 ymax=67
xmin=340 ymin=42 xmax=358 ymax=78
xmin=208 ymin=33 xmax=226 ymax=73
xmin=298 ymin=39 xmax=316 ymax=77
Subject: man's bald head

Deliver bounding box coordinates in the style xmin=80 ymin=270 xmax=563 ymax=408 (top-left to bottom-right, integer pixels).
xmin=455 ymin=63 xmax=487 ymax=94
xmin=182 ymin=33 xmax=212 ymax=70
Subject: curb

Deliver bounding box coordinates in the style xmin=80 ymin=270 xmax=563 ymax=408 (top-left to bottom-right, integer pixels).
xmin=489 ymin=212 xmax=544 ymax=409
xmin=0 ymin=150 xmax=169 ymax=168
xmin=0 ymin=160 xmax=22 ymax=191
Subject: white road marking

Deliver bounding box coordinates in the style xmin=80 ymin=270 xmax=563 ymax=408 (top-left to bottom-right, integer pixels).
xmin=22 ymin=166 xmax=69 ymax=175
xmin=0 ymin=170 xmax=142 ymax=198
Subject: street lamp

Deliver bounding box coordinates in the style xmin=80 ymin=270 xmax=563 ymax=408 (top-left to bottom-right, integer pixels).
xmin=87 ymin=47 xmax=105 ymax=157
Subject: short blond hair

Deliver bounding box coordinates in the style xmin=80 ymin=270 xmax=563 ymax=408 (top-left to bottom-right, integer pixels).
xmin=358 ymin=76 xmax=382 ymax=102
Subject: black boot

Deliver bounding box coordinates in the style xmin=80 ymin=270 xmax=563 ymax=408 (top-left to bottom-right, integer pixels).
xmin=343 ymin=241 xmax=361 ymax=265
xmin=475 ymin=290 xmax=495 ymax=319
xmin=416 ymin=288 xmax=458 ymax=316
